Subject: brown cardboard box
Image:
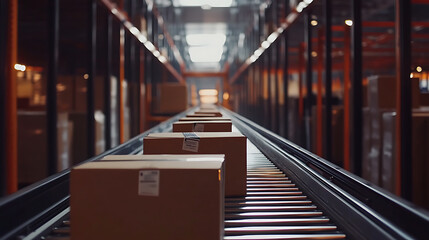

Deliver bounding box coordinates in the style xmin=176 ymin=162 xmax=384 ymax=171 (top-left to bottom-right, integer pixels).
xmin=179 ymin=117 xmax=231 ymax=122
xmin=71 ymin=159 xmax=224 ymax=240
xmin=157 ymin=83 xmax=188 ymax=114
xmin=195 ymin=111 xmax=223 ymax=117
xmin=173 ymin=121 xmax=232 ymax=132
xmin=144 ymin=132 xmax=246 ymax=196
xmin=367 ymin=75 xmax=420 ymax=109
xmin=186 ymin=113 xmax=218 ymax=117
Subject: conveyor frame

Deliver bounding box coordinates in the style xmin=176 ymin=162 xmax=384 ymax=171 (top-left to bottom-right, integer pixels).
xmin=0 ymin=108 xmax=428 ymax=239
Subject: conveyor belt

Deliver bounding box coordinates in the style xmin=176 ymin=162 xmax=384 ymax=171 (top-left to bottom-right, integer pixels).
xmin=1 ymin=108 xmax=429 ymax=240
xmin=36 ymin=140 xmax=347 ymax=240
xmin=224 ymin=140 xmax=345 ymax=239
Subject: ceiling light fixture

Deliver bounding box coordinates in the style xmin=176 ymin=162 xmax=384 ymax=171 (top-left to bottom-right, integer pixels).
xmin=177 ymin=0 xmax=232 ymax=8
xmin=186 ymin=33 xmax=226 ymax=46
xmin=345 ymin=19 xmax=353 ymax=26
xmin=189 ymin=46 xmax=223 ymax=63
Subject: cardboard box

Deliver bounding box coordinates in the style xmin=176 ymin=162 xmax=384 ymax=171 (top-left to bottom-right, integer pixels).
xmin=157 ymin=83 xmax=188 ymax=114
xmin=195 ymin=111 xmax=223 ymax=117
xmin=71 ymin=159 xmax=224 ymax=240
xmin=179 ymin=117 xmax=231 ymax=122
xmin=186 ymin=113 xmax=218 ymax=118
xmin=144 ymin=132 xmax=246 ymax=196
xmin=173 ymin=121 xmax=232 ymax=132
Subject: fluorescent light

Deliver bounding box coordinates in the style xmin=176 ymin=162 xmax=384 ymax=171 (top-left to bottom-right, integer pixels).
xmin=158 ymin=56 xmax=167 ymax=63
xmin=186 ymin=33 xmax=226 ymax=46
xmin=153 ymin=50 xmax=161 ymax=58
xmin=254 ymin=48 xmax=264 ymax=57
xmin=129 ymin=27 xmax=140 ymax=36
xmin=261 ymin=41 xmax=270 ymax=49
xmin=249 ymin=55 xmax=258 ymax=63
xmin=199 ymin=89 xmax=218 ymax=96
xmin=177 ymin=0 xmax=232 ymax=7
xmin=138 ymin=35 xmax=147 ymax=43
xmin=189 ymin=46 xmax=223 ymax=63
xmin=144 ymin=41 xmax=156 ymax=52
xmin=267 ymin=32 xmax=279 ymax=44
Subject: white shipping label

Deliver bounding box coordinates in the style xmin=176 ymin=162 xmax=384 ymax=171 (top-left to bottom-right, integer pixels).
xmin=138 ymin=170 xmax=160 ymax=196
xmin=193 ymin=123 xmax=205 ymax=132
xmin=182 ymin=139 xmax=199 ymax=152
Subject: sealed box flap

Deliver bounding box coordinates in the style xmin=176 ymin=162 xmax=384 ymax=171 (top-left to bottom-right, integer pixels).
xmin=74 ymin=160 xmax=223 ymax=170
xmin=145 ymin=132 xmax=244 ymax=139
xmin=179 ymin=117 xmax=231 ymax=122
xmin=101 ymin=154 xmax=225 ymax=161
xmin=173 ymin=121 xmax=231 ymax=125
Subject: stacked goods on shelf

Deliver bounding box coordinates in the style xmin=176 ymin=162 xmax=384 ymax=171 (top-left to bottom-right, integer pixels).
xmin=364 ymin=76 xmax=420 ymax=186
xmin=173 ymin=121 xmax=232 ymax=132
xmin=143 ymin=132 xmax=247 ymax=196
xmin=71 ymin=155 xmax=225 ymax=240
xmin=382 ymin=112 xmax=429 ymax=208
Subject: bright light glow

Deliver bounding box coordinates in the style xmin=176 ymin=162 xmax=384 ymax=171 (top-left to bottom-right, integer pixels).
xmin=311 ymin=20 xmax=318 ymax=26
xmin=417 ymin=66 xmax=423 ymax=72
xmin=153 ymin=50 xmax=161 ymax=58
xmin=186 ymin=33 xmax=226 ymax=46
xmin=111 ymin=8 xmax=118 ymax=15
xmin=158 ymin=56 xmax=167 ymax=63
xmin=311 ymin=51 xmax=318 ymax=57
xmin=296 ymin=2 xmax=307 ymax=12
xmin=286 ymin=12 xmax=298 ymax=23
xmin=83 ymin=74 xmax=89 ymax=80
xmin=138 ymin=35 xmax=147 ymax=43
xmin=223 ymin=92 xmax=229 ymax=101
xmin=249 ymin=55 xmax=258 ymax=63
xmin=144 ymin=41 xmax=156 ymax=52
xmin=303 ymin=0 xmax=313 ymax=4
xmin=200 ymin=96 xmax=218 ymax=104
xmin=189 ymin=46 xmax=223 ymax=63
xmin=129 ymin=27 xmax=140 ymax=36
xmin=199 ymin=89 xmax=218 ymax=96
xmin=261 ymin=41 xmax=270 ymax=49
xmin=345 ymin=19 xmax=353 ymax=26
xmin=254 ymin=48 xmax=264 ymax=57
xmin=277 ymin=27 xmax=284 ymax=34
xmin=410 ymin=73 xmax=414 ymax=78
xmin=177 ymin=0 xmax=232 ymax=7
xmin=267 ymin=32 xmax=279 ymax=44
xmin=14 ymin=64 xmax=26 ymax=72
xmin=56 ymin=83 xmax=66 ymax=92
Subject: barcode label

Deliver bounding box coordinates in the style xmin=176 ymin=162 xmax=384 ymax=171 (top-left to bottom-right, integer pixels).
xmin=182 ymin=132 xmax=200 ymax=152
xmin=138 ymin=170 xmax=160 ymax=196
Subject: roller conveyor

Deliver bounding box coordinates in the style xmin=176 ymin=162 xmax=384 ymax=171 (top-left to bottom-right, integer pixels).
xmin=1 ymin=108 xmax=429 ymax=240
